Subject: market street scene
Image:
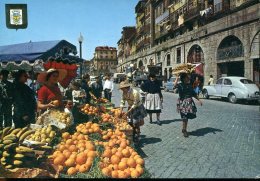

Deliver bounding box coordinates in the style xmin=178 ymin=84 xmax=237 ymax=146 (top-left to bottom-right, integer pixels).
xmin=0 ymin=0 xmax=259 ymax=179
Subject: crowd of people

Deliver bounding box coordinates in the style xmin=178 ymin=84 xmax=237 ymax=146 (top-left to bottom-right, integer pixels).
xmin=0 ymin=69 xmax=115 ymax=130
xmin=0 ymin=68 xmax=210 ymax=144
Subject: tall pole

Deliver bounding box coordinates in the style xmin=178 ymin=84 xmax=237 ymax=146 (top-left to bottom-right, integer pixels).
xmin=79 ymin=41 xmax=82 ymax=78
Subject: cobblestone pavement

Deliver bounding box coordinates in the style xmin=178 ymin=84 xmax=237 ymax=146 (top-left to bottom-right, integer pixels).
xmin=112 ymin=84 xmax=260 ymax=178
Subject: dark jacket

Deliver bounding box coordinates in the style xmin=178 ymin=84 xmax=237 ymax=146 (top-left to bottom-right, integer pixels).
xmin=81 ymin=80 xmax=91 ymax=103
xmin=0 ymin=79 xmax=14 ymax=103
xmin=13 ymin=82 xmax=36 ymax=119
xmin=91 ymin=81 xmax=103 ymax=99
xmin=177 ymin=82 xmax=197 ymax=100
xmin=141 ymin=80 xmax=163 ymax=99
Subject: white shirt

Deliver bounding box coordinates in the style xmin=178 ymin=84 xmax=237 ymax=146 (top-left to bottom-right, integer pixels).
xmin=208 ymin=78 xmax=214 ymax=85
xmin=103 ymin=80 xmax=114 ymax=91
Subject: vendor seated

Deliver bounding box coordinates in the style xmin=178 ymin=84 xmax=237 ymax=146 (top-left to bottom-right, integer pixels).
xmin=37 ymin=69 xmax=64 ymax=113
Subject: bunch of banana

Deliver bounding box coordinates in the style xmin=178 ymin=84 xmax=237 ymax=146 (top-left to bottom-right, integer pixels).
xmin=1 ymin=145 xmax=37 ymax=169
xmin=0 ymin=127 xmax=40 ymax=169
xmin=25 ymin=125 xmax=56 ymax=144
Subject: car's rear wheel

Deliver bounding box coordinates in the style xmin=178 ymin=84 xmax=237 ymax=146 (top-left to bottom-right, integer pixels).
xmin=228 ymin=93 xmax=237 ymax=104
xmin=202 ymin=89 xmax=209 ymax=99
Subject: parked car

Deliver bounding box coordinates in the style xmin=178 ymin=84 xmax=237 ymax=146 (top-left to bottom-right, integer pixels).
xmin=202 ymin=76 xmax=260 ymax=103
xmin=113 ymin=73 xmax=126 ymax=83
xmin=163 ymin=76 xmax=180 ymax=93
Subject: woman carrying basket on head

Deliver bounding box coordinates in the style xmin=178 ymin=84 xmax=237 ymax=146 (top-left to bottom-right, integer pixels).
xmin=174 ymin=73 xmax=203 ymax=137
xmin=119 ymin=80 xmax=147 ymax=143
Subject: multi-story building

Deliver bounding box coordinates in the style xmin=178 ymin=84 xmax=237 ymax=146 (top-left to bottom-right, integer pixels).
xmin=117 ymin=0 xmax=259 ymax=86
xmin=92 ymin=46 xmax=117 ymax=76
xmin=117 ymin=27 xmax=136 ymax=73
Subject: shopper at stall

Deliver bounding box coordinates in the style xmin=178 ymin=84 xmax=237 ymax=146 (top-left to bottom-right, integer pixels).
xmin=37 ymin=69 xmax=64 ymax=113
xmin=81 ymin=74 xmax=91 ymax=104
xmin=91 ymin=76 xmax=103 ymax=99
xmin=174 ymin=73 xmax=203 ymax=137
xmin=141 ymin=74 xmax=163 ymax=125
xmin=0 ymin=70 xmax=14 ymax=128
xmin=103 ymin=74 xmax=114 ymax=102
xmin=72 ymin=81 xmax=86 ymax=123
xmin=13 ymin=70 xmax=37 ymax=128
xmin=119 ymin=80 xmax=147 ymax=143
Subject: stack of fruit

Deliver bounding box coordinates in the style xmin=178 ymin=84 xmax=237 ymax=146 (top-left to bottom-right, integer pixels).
xmin=76 ymin=122 xmax=101 ymax=135
xmin=114 ymin=120 xmax=133 ymax=132
xmin=25 ymin=125 xmax=56 ymax=145
xmin=110 ymin=109 xmax=123 ymax=118
xmin=48 ymin=110 xmax=72 ymax=126
xmin=49 ymin=132 xmax=97 ymax=175
xmin=101 ymin=113 xmax=113 ymax=123
xmin=99 ymin=129 xmax=145 ymax=178
xmin=81 ymin=104 xmax=99 ymax=116
xmin=0 ymin=127 xmax=39 ymax=169
xmin=97 ymin=98 xmax=108 ymax=103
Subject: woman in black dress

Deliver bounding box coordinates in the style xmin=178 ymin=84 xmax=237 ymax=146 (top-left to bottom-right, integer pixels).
xmin=13 ymin=70 xmax=37 ymax=128
xmin=141 ymin=74 xmax=163 ymax=125
xmin=174 ymin=73 xmax=202 ymax=137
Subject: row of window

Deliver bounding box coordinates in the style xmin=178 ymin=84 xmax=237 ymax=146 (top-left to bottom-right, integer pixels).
xmin=156 ymin=47 xmax=182 ymax=66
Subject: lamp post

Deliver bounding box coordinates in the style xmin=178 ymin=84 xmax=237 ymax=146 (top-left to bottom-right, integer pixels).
xmin=78 ymin=33 xmax=84 ymax=78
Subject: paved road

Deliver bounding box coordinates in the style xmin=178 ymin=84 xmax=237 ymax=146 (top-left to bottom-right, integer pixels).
xmin=112 ymin=84 xmax=260 ymax=178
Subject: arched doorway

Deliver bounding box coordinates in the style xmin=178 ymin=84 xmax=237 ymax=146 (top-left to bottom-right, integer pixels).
xmin=187 ymin=45 xmax=204 ymax=64
xmin=217 ymin=35 xmax=244 ymax=77
xmin=250 ymin=31 xmax=260 ymax=86
xmin=138 ymin=60 xmax=143 ymax=68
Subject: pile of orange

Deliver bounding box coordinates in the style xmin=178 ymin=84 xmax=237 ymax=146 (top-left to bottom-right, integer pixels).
xmin=110 ymin=108 xmax=123 ymax=118
xmin=49 ymin=132 xmax=97 ymax=175
xmin=76 ymin=122 xmax=101 ymax=135
xmin=99 ymin=132 xmax=145 ymax=178
xmin=101 ymin=113 xmax=113 ymax=123
xmin=81 ymin=104 xmax=99 ymax=116
xmin=98 ymin=98 xmax=108 ymax=103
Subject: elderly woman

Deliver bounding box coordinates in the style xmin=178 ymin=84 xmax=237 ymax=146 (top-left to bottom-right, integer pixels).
xmin=141 ymin=74 xmax=163 ymax=125
xmin=37 ymin=69 xmax=64 ymax=113
xmin=13 ymin=70 xmax=37 ymax=128
xmin=119 ymin=80 xmax=147 ymax=143
xmin=174 ymin=73 xmax=203 ymax=137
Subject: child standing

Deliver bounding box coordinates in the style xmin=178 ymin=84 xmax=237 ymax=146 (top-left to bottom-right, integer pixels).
xmin=72 ymin=81 xmax=86 ymax=123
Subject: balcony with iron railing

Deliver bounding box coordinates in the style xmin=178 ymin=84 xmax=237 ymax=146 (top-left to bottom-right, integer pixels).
xmin=205 ymin=2 xmax=230 ymax=20
xmin=184 ymin=3 xmax=205 ymax=22
xmin=217 ymin=45 xmax=244 ymax=60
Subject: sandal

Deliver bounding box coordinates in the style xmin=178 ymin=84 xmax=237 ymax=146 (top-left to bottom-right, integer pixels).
xmin=182 ymin=129 xmax=189 ymax=137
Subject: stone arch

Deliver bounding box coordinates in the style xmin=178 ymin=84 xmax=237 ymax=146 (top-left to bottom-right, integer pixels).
xmin=216 ymin=35 xmax=244 ymax=60
xmin=250 ymin=30 xmax=260 ymax=57
xmin=187 ymin=44 xmax=204 ymax=64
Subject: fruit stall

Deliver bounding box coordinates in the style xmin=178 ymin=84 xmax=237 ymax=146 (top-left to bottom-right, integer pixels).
xmin=0 ymin=96 xmax=151 ymax=179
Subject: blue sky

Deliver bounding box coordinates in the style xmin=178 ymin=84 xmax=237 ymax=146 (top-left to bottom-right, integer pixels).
xmin=0 ymin=0 xmax=139 ymax=60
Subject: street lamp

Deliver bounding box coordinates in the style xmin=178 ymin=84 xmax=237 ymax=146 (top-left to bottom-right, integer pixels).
xmin=78 ymin=33 xmax=84 ymax=78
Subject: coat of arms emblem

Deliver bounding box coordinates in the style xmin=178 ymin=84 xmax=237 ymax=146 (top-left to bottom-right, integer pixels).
xmin=10 ymin=9 xmax=23 ymax=25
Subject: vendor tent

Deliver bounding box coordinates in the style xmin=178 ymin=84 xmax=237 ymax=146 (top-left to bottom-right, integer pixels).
xmin=0 ymin=40 xmax=83 ymax=71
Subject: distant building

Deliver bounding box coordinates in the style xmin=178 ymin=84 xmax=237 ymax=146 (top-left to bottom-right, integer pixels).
xmin=92 ymin=46 xmax=117 ymax=76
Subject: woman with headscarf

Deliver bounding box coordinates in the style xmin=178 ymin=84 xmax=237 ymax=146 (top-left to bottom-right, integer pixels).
xmin=37 ymin=69 xmax=64 ymax=113
xmin=119 ymin=80 xmax=147 ymax=143
xmin=174 ymin=73 xmax=203 ymax=137
xmin=141 ymin=74 xmax=163 ymax=125
xmin=13 ymin=70 xmax=37 ymax=128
